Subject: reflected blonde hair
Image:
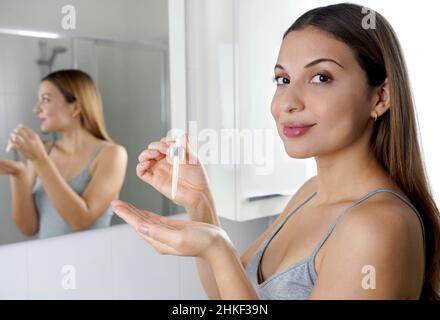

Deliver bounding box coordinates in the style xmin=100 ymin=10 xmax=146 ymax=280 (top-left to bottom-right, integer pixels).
xmin=42 ymin=69 xmax=112 ymax=142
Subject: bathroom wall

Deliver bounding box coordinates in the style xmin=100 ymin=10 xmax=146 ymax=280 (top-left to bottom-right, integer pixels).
xmin=74 ymin=39 xmax=169 ymax=225
xmin=0 ymin=0 xmax=169 ymax=44
xmin=0 ymin=34 xmax=49 ymax=245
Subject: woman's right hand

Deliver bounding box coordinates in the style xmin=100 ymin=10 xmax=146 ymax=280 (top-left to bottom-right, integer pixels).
xmin=137 ymin=133 xmax=215 ymax=216
xmin=0 ymin=159 xmax=26 ymax=177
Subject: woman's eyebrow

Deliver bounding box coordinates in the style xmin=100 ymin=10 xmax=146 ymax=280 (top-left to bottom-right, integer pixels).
xmin=274 ymin=58 xmax=344 ymax=71
xmin=305 ymin=58 xmax=344 ymax=69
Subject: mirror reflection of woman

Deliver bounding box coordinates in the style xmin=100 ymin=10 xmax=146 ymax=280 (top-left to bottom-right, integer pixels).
xmin=111 ymin=3 xmax=440 ymax=300
xmin=0 ymin=69 xmax=127 ymax=239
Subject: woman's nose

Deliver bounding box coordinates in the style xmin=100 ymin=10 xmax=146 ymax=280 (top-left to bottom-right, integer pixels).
xmin=283 ymin=102 xmax=302 ymax=113
xmin=281 ymin=88 xmax=305 ymax=113
xmin=33 ymin=104 xmax=41 ymax=114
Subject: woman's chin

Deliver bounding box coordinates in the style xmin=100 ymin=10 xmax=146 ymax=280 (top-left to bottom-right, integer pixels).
xmin=284 ymin=147 xmax=314 ymax=159
xmin=39 ymin=124 xmax=52 ymax=134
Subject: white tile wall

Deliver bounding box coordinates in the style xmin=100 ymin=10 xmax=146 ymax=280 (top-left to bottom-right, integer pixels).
xmin=0 ymin=34 xmax=42 ymax=246
xmin=0 ymin=242 xmax=28 ymax=299
xmin=110 ymin=224 xmax=180 ymax=300
xmin=26 ymin=228 xmax=113 ymax=299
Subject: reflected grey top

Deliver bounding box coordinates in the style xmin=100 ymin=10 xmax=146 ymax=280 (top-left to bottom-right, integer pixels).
xmin=32 ymin=141 xmax=114 ymax=239
xmin=246 ymin=188 xmax=426 ymax=300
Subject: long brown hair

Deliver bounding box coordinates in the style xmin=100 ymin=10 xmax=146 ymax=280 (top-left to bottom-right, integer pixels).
xmin=284 ymin=3 xmax=440 ymax=299
xmin=42 ymin=69 xmax=112 ymax=142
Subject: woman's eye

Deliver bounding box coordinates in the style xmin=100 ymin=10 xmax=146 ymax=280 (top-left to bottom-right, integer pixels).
xmin=310 ymin=73 xmax=332 ymax=84
xmin=273 ymin=76 xmax=290 ymax=86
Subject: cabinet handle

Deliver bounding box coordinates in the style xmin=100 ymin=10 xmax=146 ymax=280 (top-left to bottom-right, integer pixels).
xmin=246 ymin=193 xmax=285 ymax=202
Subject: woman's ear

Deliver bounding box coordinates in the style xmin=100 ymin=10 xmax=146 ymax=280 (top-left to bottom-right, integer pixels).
xmin=371 ymin=78 xmax=390 ymax=118
xmin=69 ymin=102 xmax=82 ymax=118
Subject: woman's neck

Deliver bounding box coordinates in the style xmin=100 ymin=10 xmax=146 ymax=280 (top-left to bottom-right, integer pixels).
xmin=56 ymin=126 xmax=95 ymax=155
xmin=313 ymin=136 xmax=391 ymax=206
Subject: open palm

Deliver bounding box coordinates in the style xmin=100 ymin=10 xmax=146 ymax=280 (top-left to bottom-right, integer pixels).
xmin=0 ymin=159 xmax=26 ymax=176
xmin=111 ymin=199 xmax=226 ymax=259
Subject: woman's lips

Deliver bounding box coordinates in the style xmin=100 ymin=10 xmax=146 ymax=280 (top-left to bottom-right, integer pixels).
xmin=282 ymin=124 xmax=315 ymax=138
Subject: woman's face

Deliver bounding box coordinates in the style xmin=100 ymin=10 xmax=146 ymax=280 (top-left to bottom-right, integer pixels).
xmin=33 ymin=80 xmax=78 ymax=133
xmin=271 ymin=27 xmax=374 ymax=159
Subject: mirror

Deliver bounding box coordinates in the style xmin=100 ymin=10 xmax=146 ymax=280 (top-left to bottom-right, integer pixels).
xmin=0 ymin=0 xmax=182 ymax=246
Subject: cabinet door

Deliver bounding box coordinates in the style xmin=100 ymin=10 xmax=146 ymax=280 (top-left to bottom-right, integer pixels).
xmin=235 ymin=0 xmax=318 ymax=221
xmin=185 ymin=0 xmax=237 ymax=220
xmin=184 ymin=0 xmax=316 ymax=221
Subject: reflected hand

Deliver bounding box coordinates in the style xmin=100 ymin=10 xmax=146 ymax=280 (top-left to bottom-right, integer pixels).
xmin=7 ymin=124 xmax=46 ymax=161
xmin=111 ymin=199 xmax=228 ymax=260
xmin=137 ymin=133 xmax=212 ymax=210
xmin=0 ymin=159 xmax=26 ymax=177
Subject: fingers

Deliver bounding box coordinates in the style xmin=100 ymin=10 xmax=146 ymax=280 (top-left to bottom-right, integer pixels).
xmin=117 ymin=200 xmax=165 ymax=225
xmin=160 ymin=136 xmax=176 ymax=144
xmin=5 ymin=124 xmax=33 ymax=153
xmin=11 ymin=132 xmax=25 ymax=142
xmin=0 ymin=160 xmax=17 ymax=167
xmin=8 ymin=132 xmax=24 ymax=150
xmin=136 ymin=158 xmax=172 ymax=184
xmin=136 ymin=160 xmax=153 ymax=182
xmin=137 ymin=138 xmax=176 ymax=181
xmin=137 ymin=133 xmax=196 ymax=180
xmin=0 ymin=160 xmax=13 ymax=174
xmin=147 ymin=141 xmax=169 ymax=154
xmin=137 ymin=139 xmax=172 ymax=163
xmin=138 ymin=148 xmax=165 ymax=163
xmin=20 ymin=125 xmax=35 ymax=137
xmin=0 ymin=160 xmax=24 ymax=175
xmin=139 ymin=135 xmax=189 ymax=162
xmin=111 ymin=200 xmax=184 ymax=255
xmin=111 ymin=199 xmax=171 ymax=227
xmin=13 ymin=124 xmax=32 ymax=139
xmin=111 ymin=200 xmax=151 ymax=227
xmin=10 ymin=123 xmax=30 ymax=144
xmin=111 ymin=200 xmax=180 ymax=255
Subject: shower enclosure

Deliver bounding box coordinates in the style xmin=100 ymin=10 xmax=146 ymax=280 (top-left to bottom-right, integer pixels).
xmin=0 ymin=29 xmax=172 ymax=245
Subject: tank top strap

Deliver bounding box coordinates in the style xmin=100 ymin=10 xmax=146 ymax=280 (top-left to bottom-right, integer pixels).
xmin=280 ymin=191 xmax=318 ymax=227
xmin=256 ymin=190 xmax=318 ymax=283
xmin=377 ymin=188 xmax=426 ymax=249
xmin=310 ymin=187 xmax=426 ymax=258
xmin=263 ymin=191 xmax=318 ymax=244
xmin=85 ymin=141 xmax=106 ymax=170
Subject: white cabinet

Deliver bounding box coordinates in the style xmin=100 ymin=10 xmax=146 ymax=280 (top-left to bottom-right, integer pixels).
xmin=180 ymin=0 xmax=316 ymax=221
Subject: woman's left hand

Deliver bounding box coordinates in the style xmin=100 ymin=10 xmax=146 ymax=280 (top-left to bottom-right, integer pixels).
xmin=111 ymin=200 xmax=230 ymax=261
xmin=8 ymin=124 xmax=46 ymax=161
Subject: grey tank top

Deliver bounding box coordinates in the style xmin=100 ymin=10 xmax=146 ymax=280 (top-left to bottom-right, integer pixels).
xmin=245 ymin=187 xmax=426 ymax=300
xmin=32 ymin=141 xmax=114 ymax=239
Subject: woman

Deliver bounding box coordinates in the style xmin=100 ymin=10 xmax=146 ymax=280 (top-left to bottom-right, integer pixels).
xmin=110 ymin=3 xmax=440 ymax=299
xmin=0 ymin=69 xmax=127 ymax=239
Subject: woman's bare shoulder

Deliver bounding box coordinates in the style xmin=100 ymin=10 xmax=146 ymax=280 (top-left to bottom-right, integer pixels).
xmin=313 ymin=192 xmax=425 ymax=298
xmin=281 ymin=175 xmax=317 ymax=217
xmin=91 ymin=141 xmax=128 ymax=172
xmin=100 ymin=142 xmax=127 ymax=156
